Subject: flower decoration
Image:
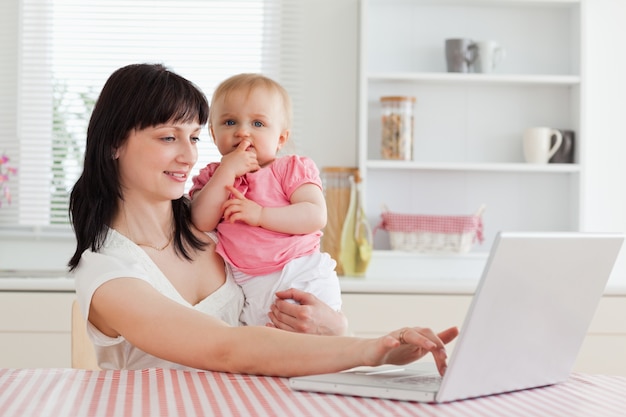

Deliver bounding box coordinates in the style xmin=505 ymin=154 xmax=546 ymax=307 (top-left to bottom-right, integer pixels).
xmin=0 ymin=153 xmax=17 ymax=207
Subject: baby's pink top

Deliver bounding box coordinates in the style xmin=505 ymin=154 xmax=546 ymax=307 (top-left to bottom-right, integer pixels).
xmin=190 ymin=155 xmax=323 ymax=276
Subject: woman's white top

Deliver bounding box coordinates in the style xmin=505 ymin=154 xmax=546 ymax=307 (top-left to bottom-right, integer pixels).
xmin=72 ymin=229 xmax=244 ymax=370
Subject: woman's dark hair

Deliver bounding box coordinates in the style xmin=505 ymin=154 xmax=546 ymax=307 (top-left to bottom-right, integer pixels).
xmin=68 ymin=63 xmax=209 ymax=270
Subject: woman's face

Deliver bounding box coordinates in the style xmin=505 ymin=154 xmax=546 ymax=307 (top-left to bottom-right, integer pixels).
xmin=115 ymin=121 xmax=202 ymax=202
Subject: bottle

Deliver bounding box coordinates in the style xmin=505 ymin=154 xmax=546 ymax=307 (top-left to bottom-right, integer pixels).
xmin=320 ymin=167 xmax=359 ymax=275
xmin=339 ymin=171 xmax=373 ymax=277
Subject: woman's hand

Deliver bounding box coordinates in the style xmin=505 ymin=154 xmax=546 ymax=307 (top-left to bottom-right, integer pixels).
xmin=365 ymin=326 xmax=459 ymax=376
xmin=267 ymin=288 xmax=348 ymax=336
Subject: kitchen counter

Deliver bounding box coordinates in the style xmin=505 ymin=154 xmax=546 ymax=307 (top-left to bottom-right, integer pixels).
xmin=0 ymin=270 xmax=74 ymax=292
xmin=2 ymin=274 xmax=626 ymax=295
xmin=339 ymin=276 xmax=626 ymax=295
xmin=0 ymin=277 xmax=75 ymax=292
xmin=3 ymin=244 xmax=626 ymax=293
xmin=0 ymin=275 xmax=479 ymax=293
xmin=340 ymin=276 xmax=480 ymax=294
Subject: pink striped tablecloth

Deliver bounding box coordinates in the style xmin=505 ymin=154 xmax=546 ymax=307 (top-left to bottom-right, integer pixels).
xmin=1 ymin=368 xmax=625 ymax=417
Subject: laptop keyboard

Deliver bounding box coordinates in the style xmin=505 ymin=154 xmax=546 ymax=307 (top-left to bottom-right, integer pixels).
xmin=386 ymin=374 xmax=442 ymax=389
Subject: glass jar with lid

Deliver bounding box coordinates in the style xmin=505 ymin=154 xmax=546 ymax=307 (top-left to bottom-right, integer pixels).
xmin=380 ymin=96 xmax=416 ymax=160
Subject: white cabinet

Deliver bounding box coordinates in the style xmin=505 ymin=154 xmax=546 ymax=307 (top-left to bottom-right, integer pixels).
xmin=358 ymin=0 xmax=582 ymax=254
xmin=341 ymin=292 xmax=626 ymax=376
xmin=1 ymin=288 xmax=624 ymax=376
xmin=0 ymin=292 xmax=74 ymax=368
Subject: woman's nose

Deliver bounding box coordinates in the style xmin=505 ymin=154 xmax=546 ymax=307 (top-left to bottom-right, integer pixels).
xmin=179 ymin=141 xmax=197 ymax=165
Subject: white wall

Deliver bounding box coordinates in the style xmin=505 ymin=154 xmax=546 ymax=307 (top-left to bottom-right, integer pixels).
xmin=2 ymin=0 xmax=626 ymax=286
xmin=0 ymin=0 xmax=360 ymax=272
xmin=581 ymin=0 xmax=626 ymax=233
xmin=293 ymin=0 xmax=359 ymax=168
xmin=581 ymin=0 xmax=626 ymax=283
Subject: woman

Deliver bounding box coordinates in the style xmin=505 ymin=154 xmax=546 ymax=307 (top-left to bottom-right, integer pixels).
xmin=68 ymin=63 xmax=458 ymax=374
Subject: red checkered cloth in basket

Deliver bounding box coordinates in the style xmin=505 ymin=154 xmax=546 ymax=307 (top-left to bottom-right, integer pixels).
xmin=376 ymin=211 xmax=484 ymax=243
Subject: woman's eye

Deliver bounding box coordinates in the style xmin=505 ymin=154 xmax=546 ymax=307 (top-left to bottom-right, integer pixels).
xmin=253 ymin=121 xmax=264 ymax=127
xmin=162 ymin=136 xmax=175 ymax=142
xmin=190 ymin=136 xmax=200 ymax=143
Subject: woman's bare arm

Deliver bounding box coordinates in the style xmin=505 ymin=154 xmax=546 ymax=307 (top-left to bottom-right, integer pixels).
xmin=89 ymin=278 xmax=457 ymax=377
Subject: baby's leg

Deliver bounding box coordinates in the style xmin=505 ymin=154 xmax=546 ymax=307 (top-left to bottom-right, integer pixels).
xmin=237 ymin=271 xmax=283 ymax=326
xmin=239 ymin=253 xmax=342 ymax=326
xmin=278 ymin=252 xmax=342 ymax=311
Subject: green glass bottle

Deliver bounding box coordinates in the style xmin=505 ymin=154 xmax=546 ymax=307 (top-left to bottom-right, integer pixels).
xmin=339 ymin=171 xmax=373 ymax=277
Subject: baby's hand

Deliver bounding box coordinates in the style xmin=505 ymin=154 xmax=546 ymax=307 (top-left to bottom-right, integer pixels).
xmin=222 ymin=185 xmax=263 ymax=226
xmin=220 ymin=140 xmax=260 ymax=177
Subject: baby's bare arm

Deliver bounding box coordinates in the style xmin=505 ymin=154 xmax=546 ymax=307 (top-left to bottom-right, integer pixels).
xmin=191 ymin=141 xmax=260 ymax=231
xmin=222 ymin=183 xmax=326 ymax=235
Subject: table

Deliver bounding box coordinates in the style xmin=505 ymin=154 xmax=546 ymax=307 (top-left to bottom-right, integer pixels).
xmin=1 ymin=368 xmax=625 ymax=417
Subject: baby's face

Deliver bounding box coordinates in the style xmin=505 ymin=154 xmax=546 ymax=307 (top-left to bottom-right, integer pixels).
xmin=210 ymin=87 xmax=289 ymax=166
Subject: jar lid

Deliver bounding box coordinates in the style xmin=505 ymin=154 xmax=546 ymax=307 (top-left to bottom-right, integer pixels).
xmin=380 ymin=96 xmax=416 ymax=102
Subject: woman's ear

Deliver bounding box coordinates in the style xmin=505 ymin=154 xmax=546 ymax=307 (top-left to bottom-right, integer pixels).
xmin=112 ymin=148 xmax=120 ymax=160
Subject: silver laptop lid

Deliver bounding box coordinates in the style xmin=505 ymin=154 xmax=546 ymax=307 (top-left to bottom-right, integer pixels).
xmin=289 ymin=232 xmax=623 ymax=403
xmin=437 ymin=231 xmax=623 ymax=402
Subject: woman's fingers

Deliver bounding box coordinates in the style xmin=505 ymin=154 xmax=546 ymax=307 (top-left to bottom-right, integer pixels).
xmin=438 ymin=326 xmax=460 ymax=345
xmin=394 ymin=326 xmax=459 ymax=375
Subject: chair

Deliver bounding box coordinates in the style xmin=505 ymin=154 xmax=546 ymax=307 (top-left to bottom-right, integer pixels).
xmin=71 ymin=300 xmax=100 ymax=369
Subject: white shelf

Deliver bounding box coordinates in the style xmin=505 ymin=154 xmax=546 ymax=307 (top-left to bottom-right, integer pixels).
xmin=368 ymin=72 xmax=580 ymax=86
xmin=368 ymin=0 xmax=580 ymax=5
xmin=358 ymin=0 xmax=583 ymax=255
xmin=366 ymin=160 xmax=581 ymax=173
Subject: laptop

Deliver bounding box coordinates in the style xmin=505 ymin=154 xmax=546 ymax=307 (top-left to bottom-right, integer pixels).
xmin=290 ymin=231 xmax=624 ymax=403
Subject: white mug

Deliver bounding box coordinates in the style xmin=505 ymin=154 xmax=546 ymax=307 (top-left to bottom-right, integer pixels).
xmin=523 ymin=127 xmax=563 ymax=164
xmin=473 ymin=40 xmax=505 ymax=73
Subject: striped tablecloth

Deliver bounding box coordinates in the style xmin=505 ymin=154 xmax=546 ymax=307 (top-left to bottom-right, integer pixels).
xmin=1 ymin=368 xmax=625 ymax=417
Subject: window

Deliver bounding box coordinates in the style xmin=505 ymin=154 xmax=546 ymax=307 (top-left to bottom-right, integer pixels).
xmin=0 ymin=0 xmax=302 ymax=230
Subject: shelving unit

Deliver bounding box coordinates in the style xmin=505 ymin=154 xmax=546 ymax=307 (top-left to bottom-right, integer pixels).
xmin=358 ymin=0 xmax=582 ymax=257
xmin=368 ymin=73 xmax=581 ymax=85
xmin=366 ymin=160 xmax=580 ymax=173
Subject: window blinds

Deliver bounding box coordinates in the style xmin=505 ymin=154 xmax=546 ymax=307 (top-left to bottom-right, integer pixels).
xmin=0 ymin=0 xmax=302 ymax=230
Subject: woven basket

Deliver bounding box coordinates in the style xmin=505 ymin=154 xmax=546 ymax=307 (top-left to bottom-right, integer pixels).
xmin=376 ymin=205 xmax=485 ymax=253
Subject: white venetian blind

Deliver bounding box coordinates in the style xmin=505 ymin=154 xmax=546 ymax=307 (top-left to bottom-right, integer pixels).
xmin=0 ymin=0 xmax=303 ymax=230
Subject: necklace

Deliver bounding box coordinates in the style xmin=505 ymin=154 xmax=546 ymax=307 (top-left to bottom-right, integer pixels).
xmin=135 ymin=235 xmax=173 ymax=251
xmin=121 ymin=202 xmax=174 ymax=251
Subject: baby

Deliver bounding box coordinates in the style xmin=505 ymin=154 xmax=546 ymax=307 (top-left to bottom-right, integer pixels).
xmin=190 ymin=73 xmax=342 ymax=326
